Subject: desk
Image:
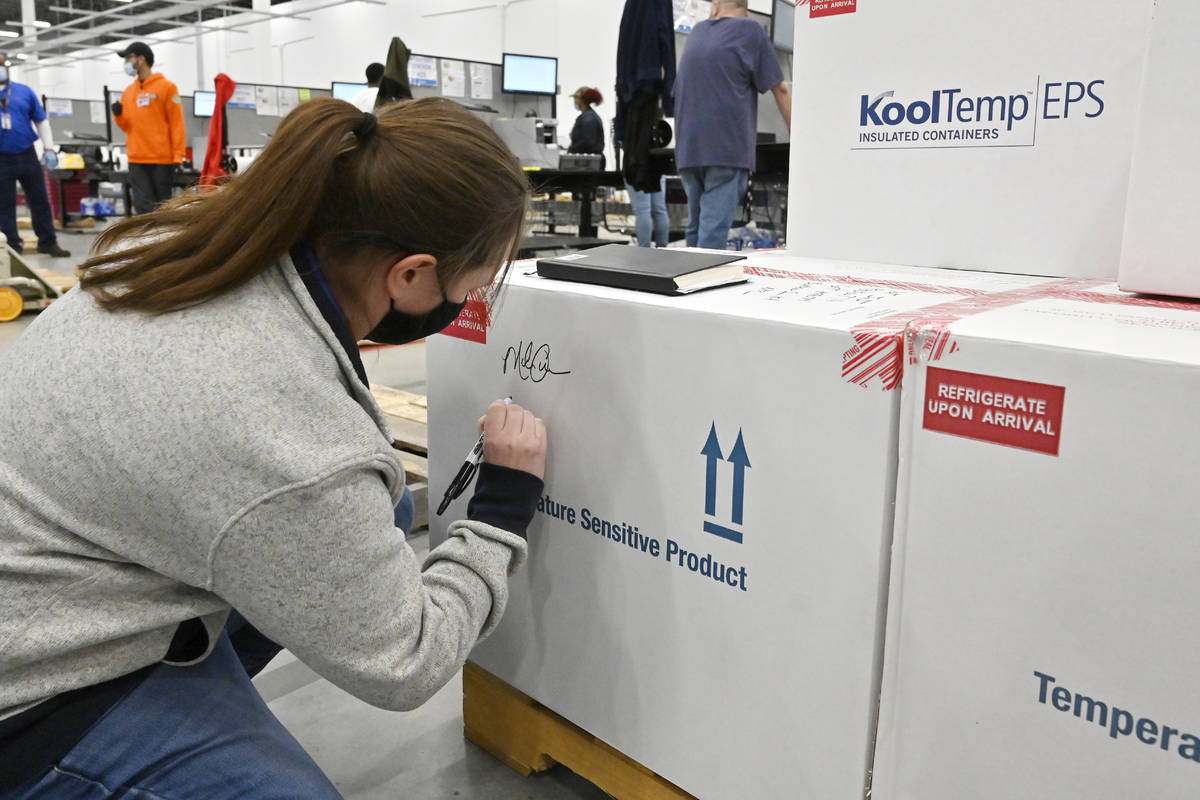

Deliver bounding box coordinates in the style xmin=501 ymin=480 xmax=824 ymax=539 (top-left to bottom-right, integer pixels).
xmin=647 ymin=142 xmax=790 ymax=182
xmin=524 ymin=169 xmax=624 ymax=238
xmin=753 ymin=142 xmax=789 ymax=180
xmin=106 ymin=169 xmax=202 ymax=217
xmin=47 ymin=168 xmax=102 ymax=227
xmin=517 ymin=234 xmax=610 ymax=259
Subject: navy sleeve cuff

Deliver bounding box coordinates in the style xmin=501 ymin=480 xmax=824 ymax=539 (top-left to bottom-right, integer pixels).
xmin=466 ymin=462 xmax=544 ymax=539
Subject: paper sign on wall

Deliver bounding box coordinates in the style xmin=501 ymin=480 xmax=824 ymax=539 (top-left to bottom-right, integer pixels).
xmin=470 ymin=63 xmax=493 ymax=100
xmin=277 ymin=87 xmax=300 ymax=117
xmin=255 ymin=85 xmax=279 ymax=117
xmin=89 ymin=101 xmax=106 ymax=124
xmin=674 ymin=0 xmax=713 ymax=33
xmin=46 ymin=98 xmax=73 ymax=117
xmin=441 ymin=59 xmax=466 ymax=98
xmin=228 ymin=84 xmax=256 ymax=109
xmin=409 ymin=55 xmax=438 ymax=88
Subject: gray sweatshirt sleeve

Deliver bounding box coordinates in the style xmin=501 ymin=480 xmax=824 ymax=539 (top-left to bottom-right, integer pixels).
xmin=207 ymin=457 xmax=527 ymax=711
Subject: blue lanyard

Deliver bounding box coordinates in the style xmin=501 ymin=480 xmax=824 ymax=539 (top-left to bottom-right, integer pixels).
xmin=291 ymin=241 xmax=370 ymax=387
xmin=296 ymin=243 xmax=349 ymax=327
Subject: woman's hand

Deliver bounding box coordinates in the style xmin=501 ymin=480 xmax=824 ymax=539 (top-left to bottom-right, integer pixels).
xmin=478 ymin=399 xmax=547 ymax=480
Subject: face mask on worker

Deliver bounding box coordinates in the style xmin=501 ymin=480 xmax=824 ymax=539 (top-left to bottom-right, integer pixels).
xmin=366 ymin=287 xmax=467 ymax=345
xmin=124 ymin=61 xmax=137 ymax=77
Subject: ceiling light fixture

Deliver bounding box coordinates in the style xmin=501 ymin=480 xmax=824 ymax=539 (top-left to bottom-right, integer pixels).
xmin=0 ymin=31 xmax=20 ymax=39
xmin=4 ymin=20 xmax=51 ymax=28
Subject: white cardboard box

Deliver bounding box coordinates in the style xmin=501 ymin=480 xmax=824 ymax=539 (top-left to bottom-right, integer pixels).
xmin=428 ymin=253 xmax=1055 ymax=799
xmin=874 ymin=285 xmax=1200 ymax=798
xmin=788 ymin=0 xmax=1153 ymax=278
xmin=1118 ymin=0 xmax=1200 ymax=299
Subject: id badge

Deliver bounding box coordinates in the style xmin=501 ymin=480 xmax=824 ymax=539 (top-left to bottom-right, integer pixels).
xmin=137 ymin=94 xmax=150 ymax=108
xmin=1 ymin=114 xmax=11 ymax=131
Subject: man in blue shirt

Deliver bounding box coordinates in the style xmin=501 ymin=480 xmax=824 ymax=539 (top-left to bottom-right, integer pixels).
xmin=0 ymin=55 xmax=69 ymax=258
xmin=673 ymin=0 xmax=790 ymax=249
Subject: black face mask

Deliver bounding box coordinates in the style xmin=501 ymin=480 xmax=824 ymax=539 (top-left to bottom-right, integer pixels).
xmin=365 ymin=292 xmax=467 ymax=345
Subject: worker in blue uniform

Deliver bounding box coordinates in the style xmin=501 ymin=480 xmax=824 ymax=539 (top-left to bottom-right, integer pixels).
xmin=0 ymin=54 xmax=69 ymax=258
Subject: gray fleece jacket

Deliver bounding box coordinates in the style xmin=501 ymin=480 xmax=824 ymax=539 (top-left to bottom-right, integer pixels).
xmin=0 ymin=256 xmax=526 ymax=720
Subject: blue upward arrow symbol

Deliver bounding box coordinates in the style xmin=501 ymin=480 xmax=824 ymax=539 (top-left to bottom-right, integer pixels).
xmin=701 ymin=423 xmax=723 ymax=517
xmin=728 ymin=429 xmax=751 ymax=526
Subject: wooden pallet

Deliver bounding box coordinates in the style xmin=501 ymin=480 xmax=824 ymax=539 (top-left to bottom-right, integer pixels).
xmin=17 ymin=216 xmax=94 ymax=230
xmin=370 ymin=385 xmax=429 ymax=531
xmin=463 ymin=662 xmax=697 ymax=800
xmin=33 ymin=268 xmax=77 ymax=295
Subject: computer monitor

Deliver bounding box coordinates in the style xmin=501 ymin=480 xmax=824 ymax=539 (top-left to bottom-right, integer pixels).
xmin=332 ymin=81 xmax=367 ymax=102
xmin=772 ymin=0 xmax=794 ymax=53
xmin=193 ymin=91 xmax=216 ymax=118
xmin=501 ymin=53 xmax=557 ymax=96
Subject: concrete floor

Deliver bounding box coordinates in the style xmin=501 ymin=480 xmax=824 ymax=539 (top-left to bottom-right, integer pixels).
xmin=1 ymin=225 xmax=612 ymax=799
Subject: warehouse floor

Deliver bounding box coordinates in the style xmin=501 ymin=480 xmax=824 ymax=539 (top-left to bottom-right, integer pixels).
xmin=1 ymin=226 xmax=610 ymax=799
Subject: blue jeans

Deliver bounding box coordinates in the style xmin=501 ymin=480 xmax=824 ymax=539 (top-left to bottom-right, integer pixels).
xmin=3 ymin=486 xmax=416 ymax=800
xmin=626 ymin=178 xmax=668 ymax=248
xmin=679 ymin=166 xmax=749 ymax=250
xmin=393 ymin=485 xmax=415 ymax=533
xmin=0 ymin=148 xmax=59 ymax=254
xmin=4 ymin=629 xmax=341 ymax=799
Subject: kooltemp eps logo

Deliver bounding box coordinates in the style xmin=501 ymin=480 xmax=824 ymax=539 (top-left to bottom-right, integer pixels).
xmin=854 ymin=78 xmax=1105 ymax=150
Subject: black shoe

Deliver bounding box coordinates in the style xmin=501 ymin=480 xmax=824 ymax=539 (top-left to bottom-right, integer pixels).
xmin=40 ymin=244 xmax=71 ymax=258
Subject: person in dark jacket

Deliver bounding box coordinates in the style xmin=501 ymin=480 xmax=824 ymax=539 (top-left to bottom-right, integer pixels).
xmin=375 ymin=37 xmax=413 ymax=108
xmin=615 ymin=0 xmax=675 ymax=145
xmin=568 ymin=87 xmax=605 ymax=155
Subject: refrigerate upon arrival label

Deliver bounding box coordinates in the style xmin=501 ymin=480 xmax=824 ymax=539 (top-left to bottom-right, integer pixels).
xmin=802 ymin=0 xmax=857 ymax=19
xmin=923 ymin=367 xmax=1065 ymax=455
xmin=440 ymin=298 xmax=489 ymax=344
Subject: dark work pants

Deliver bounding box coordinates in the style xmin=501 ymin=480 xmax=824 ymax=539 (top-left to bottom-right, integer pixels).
xmin=128 ymin=162 xmax=174 ymax=215
xmin=0 ymin=148 xmax=58 ymax=255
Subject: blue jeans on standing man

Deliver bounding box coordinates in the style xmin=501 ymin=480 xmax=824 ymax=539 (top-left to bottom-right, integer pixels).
xmin=0 ymin=148 xmax=60 ymax=255
xmin=626 ymin=178 xmax=669 ymax=248
xmin=679 ymin=166 xmax=749 ymax=250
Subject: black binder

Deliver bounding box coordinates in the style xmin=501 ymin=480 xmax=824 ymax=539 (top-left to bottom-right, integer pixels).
xmin=536 ymin=244 xmax=747 ymax=295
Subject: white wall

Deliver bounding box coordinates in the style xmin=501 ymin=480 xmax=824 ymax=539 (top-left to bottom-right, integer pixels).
xmin=13 ymin=0 xmax=627 ymax=164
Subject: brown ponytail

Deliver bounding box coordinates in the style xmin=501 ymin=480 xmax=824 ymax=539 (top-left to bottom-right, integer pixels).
xmin=79 ymin=97 xmax=530 ymax=313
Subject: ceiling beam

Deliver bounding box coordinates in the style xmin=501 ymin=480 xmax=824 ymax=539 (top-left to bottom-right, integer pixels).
xmin=15 ymin=0 xmax=187 ymax=47
xmin=17 ymin=2 xmax=228 ymax=53
xmin=175 ymin=1 xmax=312 ymax=23
xmin=18 ymin=0 xmax=385 ymax=70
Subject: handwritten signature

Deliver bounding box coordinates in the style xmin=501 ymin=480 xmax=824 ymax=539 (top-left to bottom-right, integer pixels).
xmin=502 ymin=340 xmax=572 ymax=383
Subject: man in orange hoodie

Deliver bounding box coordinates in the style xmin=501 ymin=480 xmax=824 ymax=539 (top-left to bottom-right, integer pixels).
xmin=112 ymin=43 xmax=185 ymax=215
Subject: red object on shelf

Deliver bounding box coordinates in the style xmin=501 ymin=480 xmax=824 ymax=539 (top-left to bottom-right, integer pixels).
xmin=201 ymin=73 xmax=237 ymax=187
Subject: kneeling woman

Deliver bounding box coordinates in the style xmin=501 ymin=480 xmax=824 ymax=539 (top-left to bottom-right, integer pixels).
xmin=0 ymin=97 xmax=546 ymax=798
